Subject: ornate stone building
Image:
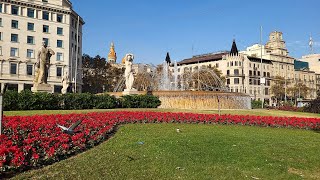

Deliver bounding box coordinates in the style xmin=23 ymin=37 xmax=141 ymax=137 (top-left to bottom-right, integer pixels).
xmin=174 ymin=31 xmax=318 ymax=104
xmin=0 ymin=0 xmax=84 ymax=92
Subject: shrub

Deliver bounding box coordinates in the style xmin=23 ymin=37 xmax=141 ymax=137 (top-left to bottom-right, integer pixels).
xmin=60 ymin=93 xmax=95 ymax=110
xmin=94 ymin=94 xmax=117 ymax=109
xmin=3 ymin=91 xmax=160 ymax=111
xmin=251 ymin=100 xmax=262 ymax=109
xmin=304 ymin=98 xmax=320 ymax=113
xmin=31 ymin=92 xmax=60 ymax=110
xmin=3 ymin=90 xmax=19 ymax=111
xmin=119 ymin=95 xmax=161 ymax=108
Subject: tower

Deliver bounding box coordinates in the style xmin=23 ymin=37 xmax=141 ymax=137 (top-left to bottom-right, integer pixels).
xmin=309 ymin=34 xmax=314 ymax=54
xmin=108 ymin=42 xmax=117 ymax=64
xmin=265 ymin=31 xmax=288 ymax=56
xmin=230 ymin=39 xmax=239 ymax=56
xmin=165 ymin=52 xmax=171 ymax=64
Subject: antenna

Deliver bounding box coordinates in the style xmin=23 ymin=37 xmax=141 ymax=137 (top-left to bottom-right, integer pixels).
xmin=309 ymin=33 xmax=314 ymax=54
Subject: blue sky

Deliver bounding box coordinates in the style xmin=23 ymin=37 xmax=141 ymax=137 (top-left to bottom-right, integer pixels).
xmin=73 ymin=0 xmax=320 ymax=65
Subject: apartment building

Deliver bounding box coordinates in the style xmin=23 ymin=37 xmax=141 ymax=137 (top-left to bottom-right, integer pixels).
xmin=0 ymin=0 xmax=84 ymax=92
xmin=174 ymin=31 xmax=318 ymax=104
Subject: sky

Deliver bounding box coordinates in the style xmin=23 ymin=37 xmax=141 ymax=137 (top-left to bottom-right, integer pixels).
xmin=72 ymin=0 xmax=320 ymax=65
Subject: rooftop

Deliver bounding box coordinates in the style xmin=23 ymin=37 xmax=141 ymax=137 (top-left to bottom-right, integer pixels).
xmin=178 ymin=51 xmax=229 ymax=65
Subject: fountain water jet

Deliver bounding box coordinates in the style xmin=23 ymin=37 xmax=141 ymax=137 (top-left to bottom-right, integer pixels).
xmin=111 ymin=61 xmax=251 ymax=110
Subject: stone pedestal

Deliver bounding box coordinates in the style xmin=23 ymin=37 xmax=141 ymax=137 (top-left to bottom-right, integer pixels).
xmin=122 ymin=88 xmax=138 ymax=95
xmin=31 ymin=84 xmax=53 ymax=93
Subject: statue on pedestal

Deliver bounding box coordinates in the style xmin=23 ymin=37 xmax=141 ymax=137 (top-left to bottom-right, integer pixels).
xmin=34 ymin=41 xmax=55 ymax=85
xmin=32 ymin=41 xmax=55 ymax=93
xmin=124 ymin=53 xmax=134 ymax=90
xmin=61 ymin=71 xmax=69 ymax=94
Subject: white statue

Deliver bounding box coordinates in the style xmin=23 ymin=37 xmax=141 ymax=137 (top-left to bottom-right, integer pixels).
xmin=61 ymin=71 xmax=69 ymax=94
xmin=124 ymin=53 xmax=134 ymax=90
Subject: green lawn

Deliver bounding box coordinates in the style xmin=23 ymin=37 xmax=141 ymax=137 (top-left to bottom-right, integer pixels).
xmin=13 ymin=124 xmax=320 ymax=180
xmin=4 ymin=108 xmax=320 ymax=118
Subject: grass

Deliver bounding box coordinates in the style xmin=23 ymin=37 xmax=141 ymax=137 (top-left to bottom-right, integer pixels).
xmin=13 ymin=124 xmax=320 ymax=180
xmin=4 ymin=108 xmax=320 ymax=118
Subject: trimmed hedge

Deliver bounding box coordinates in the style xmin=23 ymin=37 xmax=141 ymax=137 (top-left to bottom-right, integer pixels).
xmin=119 ymin=95 xmax=161 ymax=108
xmin=251 ymin=100 xmax=262 ymax=109
xmin=3 ymin=90 xmax=161 ymax=111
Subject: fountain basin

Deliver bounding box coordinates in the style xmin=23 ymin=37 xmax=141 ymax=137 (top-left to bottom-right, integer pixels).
xmin=108 ymin=91 xmax=251 ymax=110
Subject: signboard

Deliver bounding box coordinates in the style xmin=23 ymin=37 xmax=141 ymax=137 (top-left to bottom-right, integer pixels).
xmin=260 ymin=77 xmax=266 ymax=84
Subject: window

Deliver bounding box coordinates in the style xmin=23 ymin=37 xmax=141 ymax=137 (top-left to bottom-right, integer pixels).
xmin=249 ymin=70 xmax=252 ymax=76
xmin=11 ymin=5 xmax=19 ymax=15
xmin=0 ymin=32 xmax=2 ymax=40
xmin=265 ymin=88 xmax=269 ymax=95
xmin=27 ymin=22 xmax=34 ymax=31
xmin=227 ymin=70 xmax=230 ymax=75
xmin=235 ymin=61 xmax=238 ymax=66
xmin=11 ymin=20 xmax=18 ymax=29
xmin=234 ymin=69 xmax=239 ymax=75
xmin=0 ymin=3 xmax=2 ymax=13
xmin=43 ymin=38 xmax=49 ymax=46
xmin=42 ymin=11 xmax=49 ymax=20
xmin=56 ymin=52 xmax=63 ymax=61
xmin=10 ymin=63 xmax=17 ymax=74
xmin=0 ymin=46 xmax=2 ymax=55
xmin=10 ymin=48 xmax=18 ymax=57
xmin=27 ymin=49 xmax=34 ymax=58
xmin=42 ymin=0 xmax=48 ymax=2
xmin=11 ymin=34 xmax=18 ymax=42
xmin=227 ymin=79 xmax=230 ymax=85
xmin=43 ymin=25 xmax=49 ymax=33
xmin=57 ymin=40 xmax=63 ymax=48
xmin=27 ymin=8 xmax=34 ymax=18
xmin=56 ymin=67 xmax=62 ymax=77
xmin=27 ymin=36 xmax=34 ymax=44
xmin=0 ymin=18 xmax=2 ymax=26
xmin=57 ymin=27 xmax=63 ymax=35
xmin=234 ymin=78 xmax=239 ymax=84
xmin=57 ymin=14 xmax=63 ymax=22
xmin=27 ymin=64 xmax=33 ymax=75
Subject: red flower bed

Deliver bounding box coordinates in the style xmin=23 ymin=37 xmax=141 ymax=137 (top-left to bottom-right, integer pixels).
xmin=0 ymin=111 xmax=319 ymax=176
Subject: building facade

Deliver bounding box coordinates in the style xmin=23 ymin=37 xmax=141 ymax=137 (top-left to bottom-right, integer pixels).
xmin=0 ymin=0 xmax=84 ymax=92
xmin=174 ymin=31 xmax=318 ymax=104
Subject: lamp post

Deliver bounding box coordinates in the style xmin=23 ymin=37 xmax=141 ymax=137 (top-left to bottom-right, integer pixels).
xmin=0 ymin=84 xmax=7 ymax=135
xmin=260 ymin=26 xmax=264 ymax=109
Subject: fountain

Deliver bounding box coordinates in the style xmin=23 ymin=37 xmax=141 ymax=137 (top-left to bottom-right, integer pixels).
xmin=111 ymin=61 xmax=251 ymax=110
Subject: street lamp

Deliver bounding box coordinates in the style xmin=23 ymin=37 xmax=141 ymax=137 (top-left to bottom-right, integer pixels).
xmin=0 ymin=83 xmax=7 ymax=135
